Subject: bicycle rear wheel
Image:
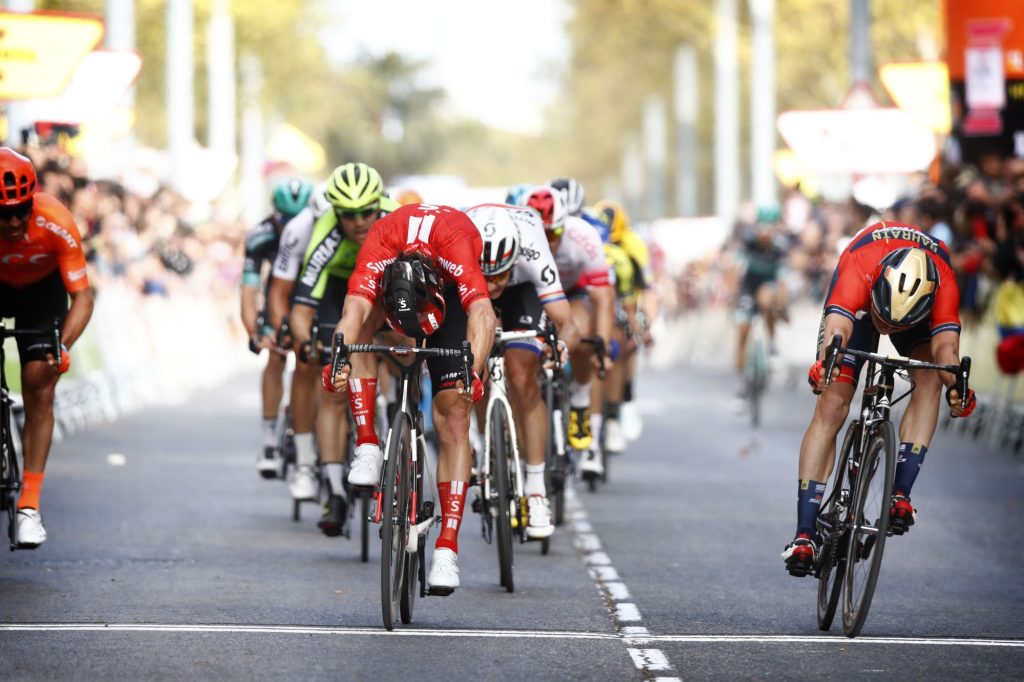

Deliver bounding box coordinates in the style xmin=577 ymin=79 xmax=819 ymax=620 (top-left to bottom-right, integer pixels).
xmin=359 ymin=488 xmax=371 ymax=563
xmin=491 ymin=405 xmax=515 ymax=592
xmin=380 ymin=413 xmax=411 ymax=630
xmin=842 ymin=419 xmax=896 ymax=638
xmin=817 ymin=421 xmax=858 ymax=631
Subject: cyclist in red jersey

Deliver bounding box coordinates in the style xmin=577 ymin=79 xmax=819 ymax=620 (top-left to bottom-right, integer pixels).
xmin=323 ymin=203 xmax=496 ymax=595
xmin=783 ymin=221 xmax=976 ymax=577
xmin=0 ymin=147 xmax=94 ymax=548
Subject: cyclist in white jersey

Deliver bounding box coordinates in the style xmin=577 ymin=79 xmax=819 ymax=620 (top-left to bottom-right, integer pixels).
xmin=466 ymin=203 xmax=580 ymax=538
xmin=525 ymin=186 xmax=614 ymax=476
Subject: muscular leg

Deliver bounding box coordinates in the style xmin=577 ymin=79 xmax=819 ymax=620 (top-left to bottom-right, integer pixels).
xmin=505 ymin=348 xmax=545 ymax=468
xmin=262 ymin=350 xmax=286 ymax=421
xmin=798 ymin=382 xmax=855 ymax=482
xmin=434 ymin=390 xmax=473 ymax=483
xmin=316 ymin=389 xmax=349 ymax=466
xmin=898 ymin=344 xmax=942 ymax=447
xmin=19 ymin=361 xmax=59 ymax=473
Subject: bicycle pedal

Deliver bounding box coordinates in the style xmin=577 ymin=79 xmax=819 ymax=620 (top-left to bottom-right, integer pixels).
xmin=426 ymin=586 xmax=454 ymax=597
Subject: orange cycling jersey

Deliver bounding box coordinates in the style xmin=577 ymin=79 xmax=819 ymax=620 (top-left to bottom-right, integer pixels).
xmin=0 ymin=192 xmax=89 ymax=293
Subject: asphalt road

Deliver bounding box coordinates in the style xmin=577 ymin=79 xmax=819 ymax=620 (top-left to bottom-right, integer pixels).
xmin=1 ymin=360 xmax=1022 ymax=681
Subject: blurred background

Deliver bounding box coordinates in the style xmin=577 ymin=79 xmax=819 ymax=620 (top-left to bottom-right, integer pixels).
xmin=2 ymin=0 xmax=1022 ymax=447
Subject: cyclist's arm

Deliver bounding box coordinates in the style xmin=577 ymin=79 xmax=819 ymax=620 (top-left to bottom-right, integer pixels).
xmin=61 ymin=286 xmax=95 ymax=351
xmin=930 ymin=330 xmax=961 ymax=388
xmin=289 ymin=301 xmax=315 ymax=355
xmin=819 ymin=312 xmax=853 ymax=359
xmin=266 ymin=275 xmax=293 ymax=332
xmin=542 ymin=298 xmax=580 ymax=353
xmin=589 ymin=284 xmax=615 ymax=356
xmin=240 ymin=285 xmax=260 ymax=338
xmin=466 ymin=297 xmax=497 ymax=377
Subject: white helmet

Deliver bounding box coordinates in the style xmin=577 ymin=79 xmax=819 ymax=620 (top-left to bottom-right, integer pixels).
xmin=549 ymin=177 xmax=585 ymax=216
xmin=310 ymin=181 xmax=331 ymax=218
xmin=467 ymin=205 xmax=522 ymax=276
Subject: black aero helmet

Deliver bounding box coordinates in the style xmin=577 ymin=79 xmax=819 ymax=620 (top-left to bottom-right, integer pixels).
xmin=381 ymin=250 xmax=446 ymax=338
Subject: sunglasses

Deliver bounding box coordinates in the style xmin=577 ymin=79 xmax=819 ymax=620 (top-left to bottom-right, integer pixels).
xmin=485 ymin=271 xmax=511 ymax=284
xmin=336 ymin=204 xmax=379 ymax=220
xmin=0 ymin=199 xmax=33 ymax=221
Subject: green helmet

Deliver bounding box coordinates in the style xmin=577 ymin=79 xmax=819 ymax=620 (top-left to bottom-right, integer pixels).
xmin=272 ymin=178 xmax=314 ymax=217
xmin=756 ymin=204 xmax=781 ymax=225
xmin=325 ymin=162 xmax=385 ymax=210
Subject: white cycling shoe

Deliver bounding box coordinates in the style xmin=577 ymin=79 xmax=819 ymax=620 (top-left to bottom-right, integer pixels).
xmin=16 ymin=508 xmax=47 ymax=549
xmin=289 ymin=465 xmax=318 ymax=501
xmin=603 ymin=418 xmax=627 ymax=454
xmin=579 ymin=450 xmax=604 ymax=477
xmin=347 ymin=443 xmax=383 ymax=487
xmin=526 ymin=495 xmax=554 ymax=539
xmin=427 ymin=548 xmax=459 ymax=595
xmin=620 ymin=402 xmax=643 ymax=441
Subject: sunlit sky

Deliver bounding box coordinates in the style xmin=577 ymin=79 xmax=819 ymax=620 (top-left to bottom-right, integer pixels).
xmin=322 ymin=0 xmax=570 ymax=135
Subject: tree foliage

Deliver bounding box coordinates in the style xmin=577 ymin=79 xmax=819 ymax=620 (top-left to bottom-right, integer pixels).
xmin=556 ymin=0 xmax=941 ymax=214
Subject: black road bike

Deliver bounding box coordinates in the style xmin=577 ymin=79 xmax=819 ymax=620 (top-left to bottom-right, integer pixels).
xmin=814 ymin=334 xmax=970 ymax=638
xmin=1 ymin=320 xmax=61 ymax=550
xmin=331 ymin=333 xmax=472 ymax=630
xmin=540 ymin=322 xmax=570 ymax=555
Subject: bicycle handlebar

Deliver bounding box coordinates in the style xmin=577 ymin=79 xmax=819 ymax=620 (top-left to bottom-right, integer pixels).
xmin=0 ymin=319 xmax=61 ymax=367
xmin=823 ymin=333 xmax=971 ymax=408
xmin=331 ymin=333 xmax=474 ymax=390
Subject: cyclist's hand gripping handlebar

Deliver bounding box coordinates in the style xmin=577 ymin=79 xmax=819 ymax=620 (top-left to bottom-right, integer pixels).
xmin=946 ymin=356 xmax=975 ymax=418
xmin=823 ymin=334 xmax=844 ymax=388
xmin=321 ymin=332 xmax=351 ymax=394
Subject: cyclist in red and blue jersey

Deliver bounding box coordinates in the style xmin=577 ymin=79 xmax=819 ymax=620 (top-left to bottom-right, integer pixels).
xmin=783 ymin=221 xmax=977 ymax=577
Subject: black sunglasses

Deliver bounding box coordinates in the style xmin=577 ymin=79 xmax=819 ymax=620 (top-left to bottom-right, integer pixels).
xmin=0 ymin=199 xmax=33 ymax=221
xmin=336 ymin=204 xmax=379 ymax=220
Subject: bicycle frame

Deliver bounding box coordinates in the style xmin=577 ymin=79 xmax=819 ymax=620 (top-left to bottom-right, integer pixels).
xmin=480 ymin=329 xmax=538 ymax=541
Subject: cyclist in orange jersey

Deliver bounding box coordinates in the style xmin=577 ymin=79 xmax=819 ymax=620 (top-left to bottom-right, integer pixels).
xmin=0 ymin=147 xmax=94 ymax=548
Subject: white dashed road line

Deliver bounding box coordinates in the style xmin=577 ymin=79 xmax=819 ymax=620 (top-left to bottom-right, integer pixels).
xmin=566 ymin=488 xmax=684 ymax=682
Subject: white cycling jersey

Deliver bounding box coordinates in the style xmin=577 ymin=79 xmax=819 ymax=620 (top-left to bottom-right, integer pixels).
xmin=466 ymin=203 xmax=566 ymax=304
xmin=553 ymin=215 xmax=610 ymax=292
xmin=271 ymin=182 xmax=331 ymax=281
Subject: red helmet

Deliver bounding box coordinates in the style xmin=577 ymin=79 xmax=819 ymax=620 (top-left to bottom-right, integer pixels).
xmin=0 ymin=148 xmax=37 ymax=206
xmin=381 ymin=251 xmax=446 ymax=338
xmin=525 ymin=185 xmax=567 ymax=232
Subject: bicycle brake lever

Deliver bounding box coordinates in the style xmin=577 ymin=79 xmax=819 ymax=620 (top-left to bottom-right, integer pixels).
xmin=959 ymin=357 xmax=971 ymax=408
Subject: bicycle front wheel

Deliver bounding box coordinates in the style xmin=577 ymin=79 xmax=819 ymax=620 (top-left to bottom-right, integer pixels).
xmin=400 ymin=434 xmax=425 ymax=624
xmin=842 ymin=419 xmax=896 ymax=638
xmin=817 ymin=421 xmax=858 ymax=631
xmin=359 ymin=488 xmax=371 ymax=563
xmin=1 ymin=403 xmax=21 ymax=550
xmin=490 ymin=404 xmax=515 ymax=593
xmin=380 ymin=413 xmax=411 ymax=630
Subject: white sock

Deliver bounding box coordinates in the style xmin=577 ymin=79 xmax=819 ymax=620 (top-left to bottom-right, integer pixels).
xmin=591 ymin=413 xmax=603 ymax=447
xmin=570 ymin=381 xmax=591 ymax=408
xmin=294 ymin=432 xmax=317 ymax=468
xmin=524 ymin=463 xmax=546 ymax=496
xmin=262 ymin=417 xmax=277 ymax=447
xmin=323 ymin=463 xmax=345 ymax=497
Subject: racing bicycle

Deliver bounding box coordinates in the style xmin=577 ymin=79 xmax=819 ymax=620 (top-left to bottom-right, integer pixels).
xmin=814 ymin=334 xmax=970 ymax=638
xmin=331 ymin=333 xmax=473 ymax=630
xmin=541 ymin=322 xmax=570 ymax=554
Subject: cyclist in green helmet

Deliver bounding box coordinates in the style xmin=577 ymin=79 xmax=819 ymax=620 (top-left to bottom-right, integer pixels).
xmin=241 ymin=177 xmax=313 ymax=479
xmin=286 ymin=162 xmax=400 ymax=537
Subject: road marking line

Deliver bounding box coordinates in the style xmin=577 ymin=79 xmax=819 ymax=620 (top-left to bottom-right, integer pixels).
xmin=642 ymin=634 xmax=1024 ymax=648
xmin=0 ymin=623 xmax=618 ymax=640
xmin=566 ymin=488 xmax=684 ymax=680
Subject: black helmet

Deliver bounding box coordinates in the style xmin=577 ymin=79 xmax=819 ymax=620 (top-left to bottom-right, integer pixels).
xmin=381 ymin=251 xmax=446 ymax=338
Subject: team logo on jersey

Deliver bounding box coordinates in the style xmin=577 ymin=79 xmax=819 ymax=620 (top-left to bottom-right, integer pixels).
xmin=541 ymin=265 xmax=556 ymax=286
xmin=438 ymin=256 xmax=464 ymax=278
xmin=397 ymin=295 xmax=411 ymax=311
xmin=520 ymin=246 xmax=541 ymax=261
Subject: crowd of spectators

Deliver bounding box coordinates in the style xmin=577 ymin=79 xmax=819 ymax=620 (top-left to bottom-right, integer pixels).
xmin=660 ymin=154 xmax=1024 ymax=336
xmin=19 ymin=141 xmax=244 ymax=304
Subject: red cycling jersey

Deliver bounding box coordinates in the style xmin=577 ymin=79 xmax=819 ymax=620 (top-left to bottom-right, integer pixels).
xmin=348 ymin=203 xmax=488 ymax=311
xmin=825 ymin=221 xmax=960 ymax=336
xmin=0 ymin=192 xmax=89 ymax=293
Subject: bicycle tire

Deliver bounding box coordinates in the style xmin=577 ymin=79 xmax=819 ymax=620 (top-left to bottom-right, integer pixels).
xmin=381 ymin=413 xmax=411 ymax=630
xmin=400 ymin=435 xmax=425 ymax=624
xmin=817 ymin=421 xmax=858 ymax=630
xmin=491 ymin=404 xmax=515 ymax=592
xmin=360 ymin=488 xmax=371 ymax=563
xmin=1 ymin=404 xmax=19 ymax=550
xmin=842 ymin=419 xmax=896 ymax=638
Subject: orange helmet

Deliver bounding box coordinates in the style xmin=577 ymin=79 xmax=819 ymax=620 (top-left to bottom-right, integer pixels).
xmin=396 ymin=188 xmax=424 ymax=206
xmin=0 ymin=148 xmax=37 ymax=206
